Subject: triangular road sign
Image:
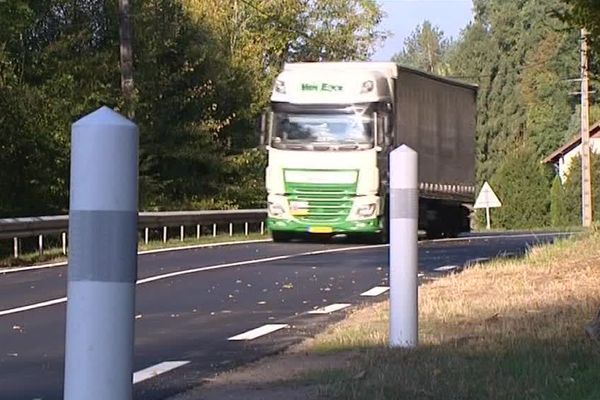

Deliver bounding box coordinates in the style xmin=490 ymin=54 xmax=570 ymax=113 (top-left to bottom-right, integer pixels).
xmin=474 ymin=181 xmax=502 ymax=209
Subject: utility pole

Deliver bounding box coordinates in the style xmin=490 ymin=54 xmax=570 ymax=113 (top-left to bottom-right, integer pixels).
xmin=580 ymin=28 xmax=593 ymax=227
xmin=119 ymin=0 xmax=135 ymax=120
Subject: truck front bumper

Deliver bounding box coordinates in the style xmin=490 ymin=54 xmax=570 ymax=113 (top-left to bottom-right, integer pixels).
xmin=267 ymin=216 xmax=380 ymax=234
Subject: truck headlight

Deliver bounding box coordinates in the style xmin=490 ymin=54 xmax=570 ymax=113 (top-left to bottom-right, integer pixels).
xmin=356 ymin=203 xmax=376 ymax=217
xmin=360 ymin=80 xmax=374 ymax=93
xmin=274 ymin=80 xmax=286 ymax=94
xmin=268 ymin=202 xmax=286 ymax=217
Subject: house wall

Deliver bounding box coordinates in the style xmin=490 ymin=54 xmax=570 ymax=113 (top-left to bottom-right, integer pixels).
xmin=558 ymin=137 xmax=600 ymax=182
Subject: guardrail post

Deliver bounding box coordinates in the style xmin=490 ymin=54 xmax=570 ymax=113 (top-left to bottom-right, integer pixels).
xmin=13 ymin=237 xmax=18 ymax=258
xmin=196 ymin=224 xmax=200 ymax=239
xmin=389 ymin=145 xmax=418 ymax=348
xmin=38 ymin=234 xmax=44 ymax=256
xmin=213 ymin=224 xmax=217 ymax=237
xmin=62 ymin=232 xmax=67 ymax=255
xmin=163 ymin=226 xmax=167 ymax=243
xmin=144 ymin=227 xmax=149 ymax=245
xmin=64 ymin=107 xmax=138 ymax=400
xmin=180 ymin=225 xmax=184 ymax=242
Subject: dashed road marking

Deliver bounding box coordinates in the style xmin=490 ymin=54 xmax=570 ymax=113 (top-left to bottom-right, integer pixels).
xmin=228 ymin=324 xmax=289 ymax=341
xmin=433 ymin=265 xmax=460 ymax=272
xmin=360 ymin=286 xmax=389 ymax=296
xmin=308 ymin=303 xmax=351 ymax=314
xmin=133 ymin=361 xmax=190 ymax=384
xmin=0 ymin=245 xmax=383 ymax=318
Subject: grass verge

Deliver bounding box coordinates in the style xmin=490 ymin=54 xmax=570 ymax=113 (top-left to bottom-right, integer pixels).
xmin=0 ymin=233 xmax=268 ymax=269
xmin=305 ymin=232 xmax=600 ymax=400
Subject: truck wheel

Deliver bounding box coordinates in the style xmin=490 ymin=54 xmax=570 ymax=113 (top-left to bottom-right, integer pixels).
xmin=271 ymin=231 xmax=292 ymax=242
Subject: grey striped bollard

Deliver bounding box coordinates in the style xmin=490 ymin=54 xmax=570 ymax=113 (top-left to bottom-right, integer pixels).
xmin=64 ymin=107 xmax=138 ymax=400
xmin=389 ymin=145 xmax=418 ymax=348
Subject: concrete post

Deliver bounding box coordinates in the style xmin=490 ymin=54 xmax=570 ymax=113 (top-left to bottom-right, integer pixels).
xmin=64 ymin=106 xmax=138 ymax=400
xmin=389 ymin=145 xmax=418 ymax=348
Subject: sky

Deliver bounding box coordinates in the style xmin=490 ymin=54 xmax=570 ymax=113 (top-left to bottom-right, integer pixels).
xmin=372 ymin=0 xmax=475 ymax=62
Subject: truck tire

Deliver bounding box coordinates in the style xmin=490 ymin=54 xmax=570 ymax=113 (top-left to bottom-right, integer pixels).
xmin=271 ymin=231 xmax=293 ymax=242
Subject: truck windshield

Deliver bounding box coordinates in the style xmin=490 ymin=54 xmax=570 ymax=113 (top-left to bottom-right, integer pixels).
xmin=271 ymin=107 xmax=374 ymax=150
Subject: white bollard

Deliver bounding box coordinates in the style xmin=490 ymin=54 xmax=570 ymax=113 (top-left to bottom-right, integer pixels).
xmin=13 ymin=237 xmax=18 ymax=258
xmin=213 ymin=224 xmax=217 ymax=237
xmin=389 ymin=145 xmax=418 ymax=348
xmin=64 ymin=106 xmax=138 ymax=400
xmin=244 ymin=222 xmax=249 ymax=236
xmin=144 ymin=227 xmax=149 ymax=245
xmin=163 ymin=226 xmax=167 ymax=243
xmin=260 ymin=221 xmax=264 ymax=235
xmin=196 ymin=224 xmax=200 ymax=240
xmin=38 ymin=234 xmax=43 ymax=256
xmin=180 ymin=225 xmax=184 ymax=241
xmin=229 ymin=223 xmax=233 ymax=237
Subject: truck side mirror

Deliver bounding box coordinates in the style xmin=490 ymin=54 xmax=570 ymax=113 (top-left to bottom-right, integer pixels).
xmin=256 ymin=112 xmax=267 ymax=149
xmin=373 ymin=111 xmax=382 ymax=151
xmin=383 ymin=115 xmax=392 ymax=146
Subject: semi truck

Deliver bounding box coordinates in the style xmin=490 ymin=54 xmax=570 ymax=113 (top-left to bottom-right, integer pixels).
xmin=261 ymin=62 xmax=477 ymax=242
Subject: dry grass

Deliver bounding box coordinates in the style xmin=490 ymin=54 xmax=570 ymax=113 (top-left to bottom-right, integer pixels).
xmin=308 ymin=233 xmax=600 ymax=400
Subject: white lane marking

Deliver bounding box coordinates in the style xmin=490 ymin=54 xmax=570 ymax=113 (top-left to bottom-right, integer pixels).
xmin=308 ymin=303 xmax=351 ymax=314
xmin=0 ymin=245 xmax=382 ymax=317
xmin=0 ymin=239 xmax=272 ymax=274
xmin=133 ymin=361 xmax=190 ymax=384
xmin=0 ymin=297 xmax=67 ymax=317
xmin=433 ymin=265 xmax=460 ymax=272
xmin=135 ymin=245 xmax=384 ymax=285
xmin=228 ymin=324 xmax=289 ymax=341
xmin=360 ymin=286 xmax=389 ymax=297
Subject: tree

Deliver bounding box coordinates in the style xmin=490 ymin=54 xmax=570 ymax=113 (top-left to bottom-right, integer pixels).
xmin=488 ymin=145 xmax=553 ymax=229
xmin=392 ymin=20 xmax=451 ymax=75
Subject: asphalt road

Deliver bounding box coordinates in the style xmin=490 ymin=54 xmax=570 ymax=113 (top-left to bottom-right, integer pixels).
xmin=0 ymin=232 xmax=565 ymax=400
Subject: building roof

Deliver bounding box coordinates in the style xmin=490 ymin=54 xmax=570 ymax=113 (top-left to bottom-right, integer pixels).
xmin=542 ymin=121 xmax=600 ymax=164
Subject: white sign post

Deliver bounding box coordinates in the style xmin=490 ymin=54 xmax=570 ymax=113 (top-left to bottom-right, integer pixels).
xmin=473 ymin=181 xmax=502 ymax=230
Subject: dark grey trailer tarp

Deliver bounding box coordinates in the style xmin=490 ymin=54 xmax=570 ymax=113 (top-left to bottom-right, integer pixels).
xmin=394 ymin=66 xmax=477 ymax=202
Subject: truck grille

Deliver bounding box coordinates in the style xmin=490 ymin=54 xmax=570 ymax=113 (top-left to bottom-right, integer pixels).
xmin=285 ymin=182 xmax=356 ymax=224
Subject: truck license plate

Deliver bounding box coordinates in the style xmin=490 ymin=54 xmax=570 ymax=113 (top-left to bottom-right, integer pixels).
xmin=308 ymin=226 xmax=333 ymax=233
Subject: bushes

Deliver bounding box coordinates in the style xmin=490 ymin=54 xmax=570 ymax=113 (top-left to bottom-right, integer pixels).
xmin=549 ymin=154 xmax=600 ymax=226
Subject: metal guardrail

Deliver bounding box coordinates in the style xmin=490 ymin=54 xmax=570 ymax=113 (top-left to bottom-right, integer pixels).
xmin=0 ymin=209 xmax=268 ymax=258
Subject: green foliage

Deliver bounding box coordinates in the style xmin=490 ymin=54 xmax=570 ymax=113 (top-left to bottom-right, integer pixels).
xmin=0 ymin=0 xmax=385 ymax=216
xmin=550 ymin=175 xmax=569 ymax=226
xmin=438 ymin=0 xmax=584 ymax=229
xmin=553 ymin=154 xmax=600 ymax=226
xmin=392 ymin=20 xmax=451 ymax=75
xmin=561 ymin=0 xmax=600 ymax=72
xmin=488 ymin=145 xmax=553 ymax=229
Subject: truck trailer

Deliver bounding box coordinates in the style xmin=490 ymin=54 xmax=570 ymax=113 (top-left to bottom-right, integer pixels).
xmin=261 ymin=62 xmax=477 ymax=242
